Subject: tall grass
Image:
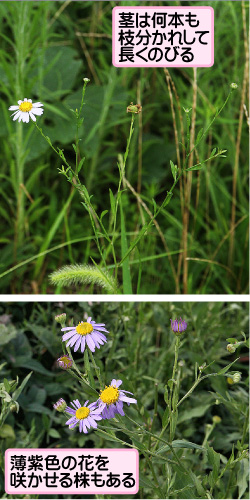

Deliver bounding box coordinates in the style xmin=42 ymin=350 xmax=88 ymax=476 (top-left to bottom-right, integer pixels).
xmin=0 ymin=301 xmax=249 ymax=499
xmin=0 ymin=1 xmax=248 ymax=294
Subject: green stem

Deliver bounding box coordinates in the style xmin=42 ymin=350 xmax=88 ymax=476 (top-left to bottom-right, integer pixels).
xmin=88 ymin=350 xmax=104 ymax=389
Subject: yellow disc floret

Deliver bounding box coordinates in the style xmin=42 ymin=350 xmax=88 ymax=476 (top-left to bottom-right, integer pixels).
xmin=60 ymin=356 xmax=71 ymax=367
xmin=19 ymin=101 xmax=33 ymax=112
xmin=76 ymin=321 xmax=93 ymax=336
xmin=75 ymin=407 xmax=90 ymax=420
xmin=100 ymin=385 xmax=119 ymax=405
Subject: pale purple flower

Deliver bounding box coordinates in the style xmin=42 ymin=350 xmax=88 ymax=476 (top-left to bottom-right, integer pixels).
xmin=65 ymin=399 xmax=102 ymax=433
xmin=97 ymin=379 xmax=137 ymax=419
xmin=61 ymin=317 xmax=108 ymax=353
xmin=53 ymin=398 xmax=67 ymax=412
xmin=170 ymin=317 xmax=187 ymax=335
xmin=56 ymin=354 xmax=73 ymax=370
xmin=9 ymin=98 xmax=44 ymax=123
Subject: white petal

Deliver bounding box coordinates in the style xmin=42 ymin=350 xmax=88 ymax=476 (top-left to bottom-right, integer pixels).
xmin=24 ymin=98 xmax=27 ymax=101
xmin=9 ymin=105 xmax=19 ymax=110
xmin=32 ymin=102 xmax=44 ymax=108
xmin=18 ymin=113 xmax=24 ymax=122
xmin=32 ymin=107 xmax=43 ymax=116
xmin=12 ymin=111 xmax=21 ymax=121
xmin=17 ymin=100 xmax=22 ymax=105
xmin=27 ymin=99 xmax=32 ymax=103
xmin=29 ymin=112 xmax=36 ymax=122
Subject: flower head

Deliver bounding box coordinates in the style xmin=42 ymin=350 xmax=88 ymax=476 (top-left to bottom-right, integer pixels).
xmin=55 ymin=313 xmax=67 ymax=326
xmin=61 ymin=317 xmax=108 ymax=353
xmin=53 ymin=398 xmax=67 ymax=412
xmin=65 ymin=399 xmax=102 ymax=433
xmin=9 ymin=98 xmax=44 ymax=123
xmin=170 ymin=317 xmax=187 ymax=336
xmin=227 ymin=343 xmax=236 ymax=353
xmin=97 ymin=379 xmax=137 ymax=419
xmin=57 ymin=355 xmax=73 ymax=370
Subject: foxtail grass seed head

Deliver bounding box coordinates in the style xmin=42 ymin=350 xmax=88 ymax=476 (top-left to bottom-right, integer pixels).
xmin=97 ymin=379 xmax=137 ymax=419
xmin=227 ymin=343 xmax=236 ymax=353
xmin=56 ymin=355 xmax=73 ymax=370
xmin=126 ymin=102 xmax=142 ymax=114
xmin=9 ymin=98 xmax=44 ymax=123
xmin=53 ymin=398 xmax=67 ymax=412
xmin=61 ymin=317 xmax=109 ymax=354
xmin=55 ymin=313 xmax=67 ymax=326
xmin=170 ymin=318 xmax=187 ymax=336
xmin=65 ymin=399 xmax=102 ymax=433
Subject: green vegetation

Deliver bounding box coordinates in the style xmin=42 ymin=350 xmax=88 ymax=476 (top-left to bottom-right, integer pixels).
xmin=0 ymin=301 xmax=249 ymax=498
xmin=0 ymin=1 xmax=248 ymax=293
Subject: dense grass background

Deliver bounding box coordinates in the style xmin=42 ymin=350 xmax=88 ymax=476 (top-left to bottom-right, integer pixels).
xmin=0 ymin=1 xmax=248 ymax=294
xmin=0 ymin=301 xmax=249 ymax=498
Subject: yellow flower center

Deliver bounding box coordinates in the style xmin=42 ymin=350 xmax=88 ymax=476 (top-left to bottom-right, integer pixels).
xmin=60 ymin=356 xmax=71 ymax=367
xmin=19 ymin=101 xmax=33 ymax=112
xmin=100 ymin=385 xmax=119 ymax=405
xmin=75 ymin=407 xmax=90 ymax=420
xmin=76 ymin=322 xmax=93 ymax=336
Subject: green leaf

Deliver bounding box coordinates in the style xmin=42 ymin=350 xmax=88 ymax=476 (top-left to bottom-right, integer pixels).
xmin=217 ymin=357 xmax=239 ymax=375
xmin=12 ymin=372 xmax=33 ymax=401
xmin=185 ymin=164 xmax=203 ymax=171
xmin=0 ymin=424 xmax=15 ymax=440
xmin=178 ymin=403 xmax=212 ymax=423
xmin=207 ymin=446 xmax=220 ymax=488
xmin=162 ymin=407 xmax=169 ymax=427
xmin=237 ymin=458 xmax=249 ymax=498
xmin=211 ymin=147 xmax=217 ymax=156
xmin=3 ymin=378 xmax=11 ymax=392
xmin=196 ymin=127 xmax=204 ymax=144
xmin=109 ymin=188 xmax=116 ymax=218
xmin=170 ymin=160 xmax=178 ymax=181
xmin=77 ymin=157 xmax=85 ymax=174
xmin=120 ymin=197 xmax=132 ymax=294
xmin=226 ymin=337 xmax=238 ymax=343
xmin=48 ymin=428 xmax=61 ymax=439
xmin=100 ymin=210 xmax=108 ymax=221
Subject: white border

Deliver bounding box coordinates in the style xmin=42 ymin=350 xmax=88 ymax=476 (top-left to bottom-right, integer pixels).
xmin=0 ymin=294 xmax=249 ymax=302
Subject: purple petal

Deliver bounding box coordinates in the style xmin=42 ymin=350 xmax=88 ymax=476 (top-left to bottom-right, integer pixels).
xmin=61 ymin=327 xmax=76 ymax=331
xmin=62 ymin=329 xmax=76 ymax=341
xmin=86 ymin=334 xmax=96 ymax=352
xmin=119 ymin=395 xmax=137 ymax=404
xmin=66 ymin=333 xmax=79 ymax=347
xmin=66 ymin=416 xmax=77 ymax=425
xmin=74 ymin=336 xmax=82 ymax=352
xmin=79 ymin=336 xmax=85 ymax=353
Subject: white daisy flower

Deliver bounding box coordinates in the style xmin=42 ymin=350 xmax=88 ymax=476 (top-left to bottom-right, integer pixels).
xmin=9 ymin=98 xmax=44 ymax=123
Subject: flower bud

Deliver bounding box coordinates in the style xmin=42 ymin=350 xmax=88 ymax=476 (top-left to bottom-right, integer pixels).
xmin=170 ymin=317 xmax=187 ymax=336
xmin=53 ymin=398 xmax=67 ymax=412
xmin=57 ymin=355 xmax=73 ymax=370
xmin=10 ymin=403 xmax=19 ymax=413
xmin=55 ymin=313 xmax=66 ymax=327
xmin=230 ymin=82 xmax=238 ymax=89
xmin=232 ymin=372 xmax=241 ymax=383
xmin=126 ymin=102 xmax=142 ymax=114
xmin=212 ymin=415 xmax=221 ymax=424
xmin=227 ymin=343 xmax=236 ymax=353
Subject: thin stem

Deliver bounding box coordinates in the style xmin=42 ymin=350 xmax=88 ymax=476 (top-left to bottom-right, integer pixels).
xmin=88 ymin=350 xmax=104 ymax=389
